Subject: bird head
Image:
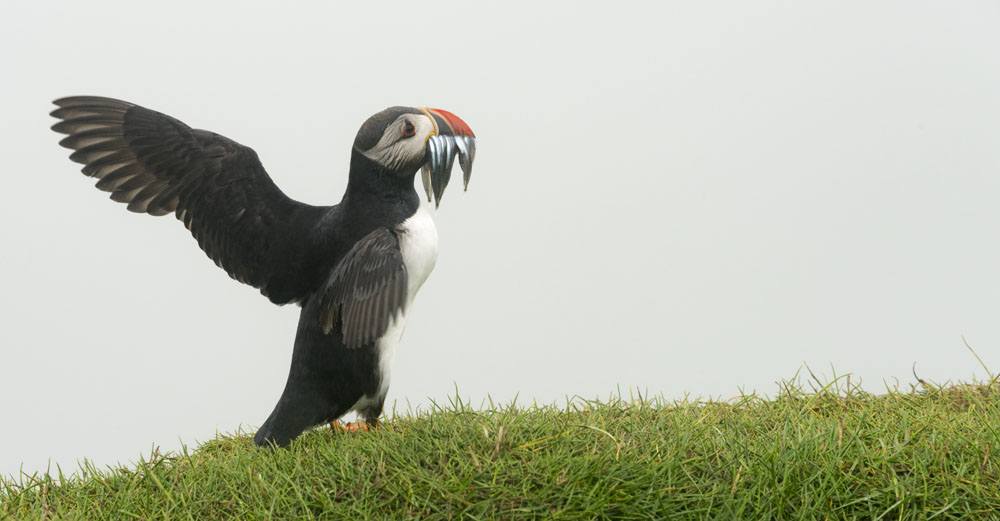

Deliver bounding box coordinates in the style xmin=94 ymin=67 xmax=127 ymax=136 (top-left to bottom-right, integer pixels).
xmin=353 ymin=106 xmax=476 ymax=207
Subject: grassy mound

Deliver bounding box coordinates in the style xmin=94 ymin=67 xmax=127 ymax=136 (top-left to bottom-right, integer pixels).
xmin=3 ymin=379 xmax=1000 ymax=520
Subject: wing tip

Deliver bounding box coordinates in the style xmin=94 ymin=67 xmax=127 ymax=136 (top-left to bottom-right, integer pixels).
xmin=53 ymin=95 xmax=129 ymax=107
xmin=52 ymin=96 xmax=95 ymax=109
xmin=50 ymin=96 xmax=134 ymax=120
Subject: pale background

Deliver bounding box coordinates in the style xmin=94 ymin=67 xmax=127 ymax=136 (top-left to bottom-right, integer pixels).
xmin=3 ymin=1 xmax=999 ymax=478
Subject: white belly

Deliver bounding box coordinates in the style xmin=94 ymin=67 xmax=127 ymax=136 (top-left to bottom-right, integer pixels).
xmin=351 ymin=205 xmax=438 ymax=413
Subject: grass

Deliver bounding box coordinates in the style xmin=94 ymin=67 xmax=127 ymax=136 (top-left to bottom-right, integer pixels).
xmin=3 ymin=375 xmax=1000 ymax=520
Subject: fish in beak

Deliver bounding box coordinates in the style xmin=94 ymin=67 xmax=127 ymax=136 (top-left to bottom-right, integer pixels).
xmin=420 ymin=107 xmax=477 ymax=207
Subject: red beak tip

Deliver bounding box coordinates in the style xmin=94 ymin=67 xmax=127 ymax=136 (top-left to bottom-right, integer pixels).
xmin=430 ymin=108 xmax=476 ymax=138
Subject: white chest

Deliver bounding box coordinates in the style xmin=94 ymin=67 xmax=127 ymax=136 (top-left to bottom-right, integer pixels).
xmin=351 ymin=205 xmax=438 ymax=415
xmin=395 ymin=205 xmax=439 ymax=302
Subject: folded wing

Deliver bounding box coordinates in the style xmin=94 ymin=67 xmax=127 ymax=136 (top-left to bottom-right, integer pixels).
xmin=318 ymin=228 xmax=408 ymax=348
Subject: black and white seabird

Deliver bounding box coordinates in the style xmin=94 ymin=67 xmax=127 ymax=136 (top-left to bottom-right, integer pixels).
xmin=50 ymin=96 xmax=477 ymax=446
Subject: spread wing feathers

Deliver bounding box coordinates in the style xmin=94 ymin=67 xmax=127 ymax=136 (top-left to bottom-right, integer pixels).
xmin=319 ymin=228 xmax=408 ymax=349
xmin=52 ymin=96 xmax=317 ymax=298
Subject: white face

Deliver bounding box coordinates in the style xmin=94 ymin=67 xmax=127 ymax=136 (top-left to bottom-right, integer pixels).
xmin=360 ymin=114 xmax=436 ymax=171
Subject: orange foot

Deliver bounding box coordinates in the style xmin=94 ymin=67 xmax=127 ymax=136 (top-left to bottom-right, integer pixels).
xmin=329 ymin=420 xmax=373 ymax=433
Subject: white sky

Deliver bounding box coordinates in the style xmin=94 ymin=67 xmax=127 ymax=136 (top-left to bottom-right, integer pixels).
xmin=3 ymin=0 xmax=1000 ymax=478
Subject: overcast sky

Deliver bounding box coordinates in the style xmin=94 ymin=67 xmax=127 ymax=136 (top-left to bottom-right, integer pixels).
xmin=3 ymin=0 xmax=1000 ymax=478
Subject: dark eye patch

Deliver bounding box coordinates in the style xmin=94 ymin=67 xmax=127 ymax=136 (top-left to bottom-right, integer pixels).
xmin=401 ymin=120 xmax=416 ymax=138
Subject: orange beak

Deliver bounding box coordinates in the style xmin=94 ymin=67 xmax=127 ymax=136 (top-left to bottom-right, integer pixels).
xmin=426 ymin=108 xmax=476 ymax=138
xmin=421 ymin=108 xmax=477 ymax=208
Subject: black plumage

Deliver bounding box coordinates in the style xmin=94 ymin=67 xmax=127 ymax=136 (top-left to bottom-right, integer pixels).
xmin=53 ymin=97 xmax=326 ymax=302
xmin=318 ymin=228 xmax=407 ymax=348
xmin=50 ymin=96 xmax=476 ymax=446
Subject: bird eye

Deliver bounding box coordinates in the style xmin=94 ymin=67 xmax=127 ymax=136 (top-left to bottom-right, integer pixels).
xmin=401 ymin=120 xmax=416 ymax=138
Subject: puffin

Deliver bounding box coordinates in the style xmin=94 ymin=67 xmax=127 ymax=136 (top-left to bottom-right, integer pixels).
xmin=50 ymin=96 xmax=477 ymax=447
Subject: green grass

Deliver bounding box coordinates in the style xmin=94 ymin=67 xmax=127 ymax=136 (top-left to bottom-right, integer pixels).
xmin=3 ymin=376 xmax=1000 ymax=520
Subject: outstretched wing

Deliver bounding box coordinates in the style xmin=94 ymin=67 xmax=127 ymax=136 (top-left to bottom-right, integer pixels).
xmin=51 ymin=96 xmax=325 ymax=302
xmin=318 ymin=228 xmax=408 ymax=348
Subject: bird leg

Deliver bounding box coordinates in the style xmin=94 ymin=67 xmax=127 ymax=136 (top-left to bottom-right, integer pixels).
xmin=329 ymin=419 xmax=372 ymax=433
